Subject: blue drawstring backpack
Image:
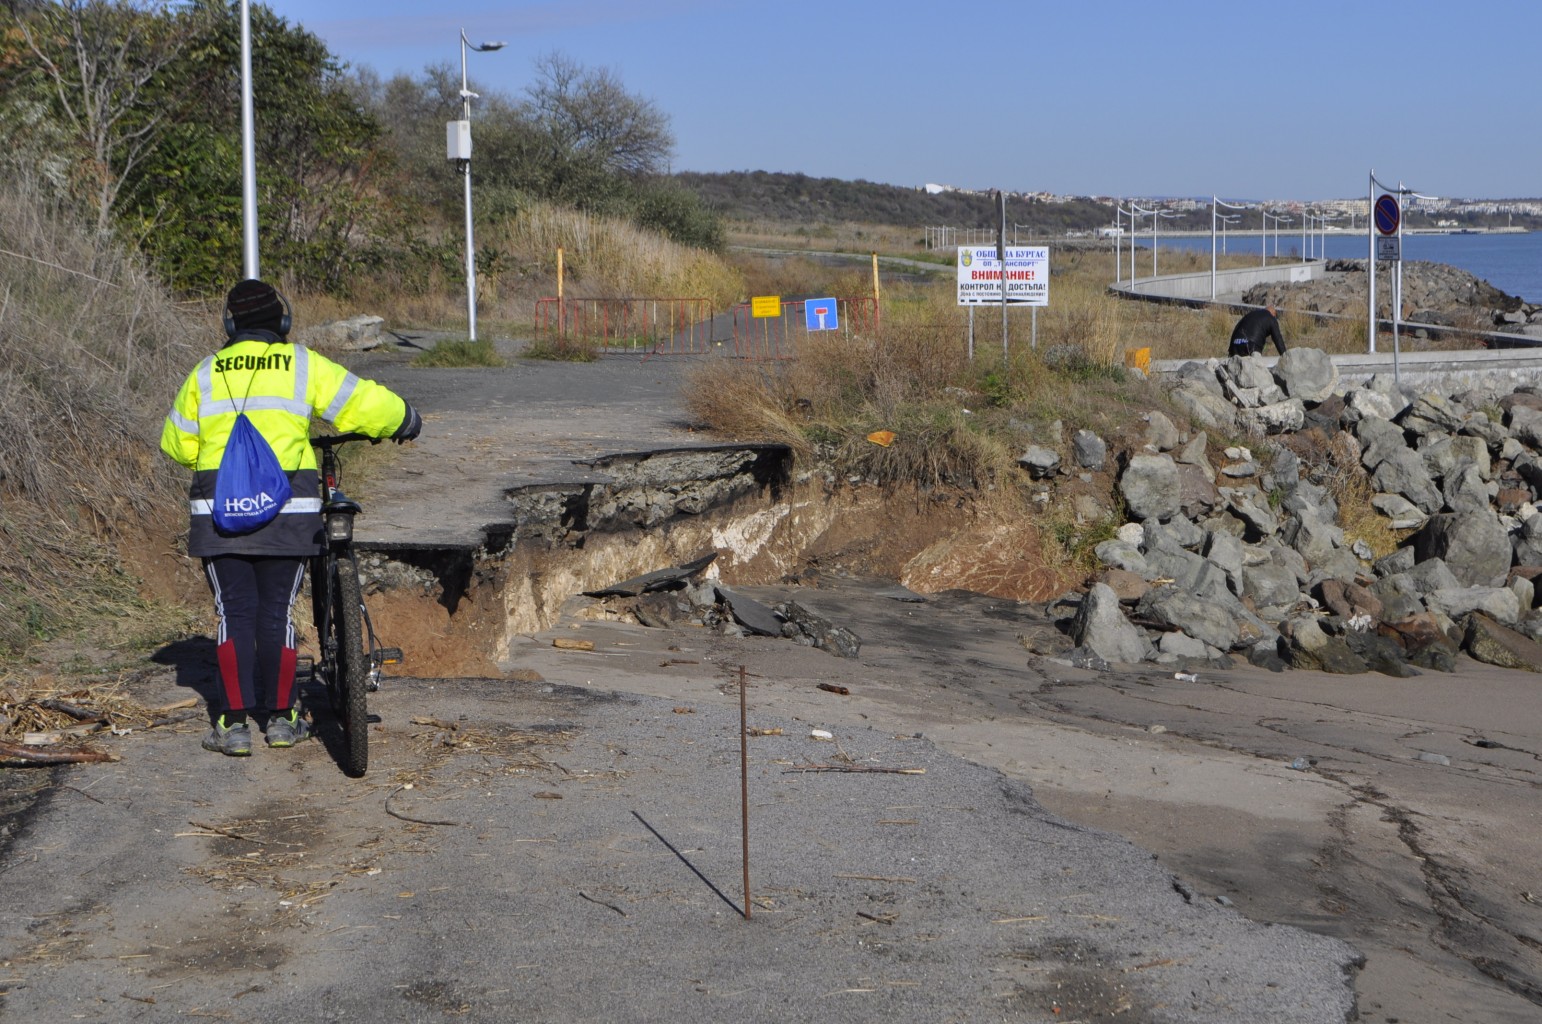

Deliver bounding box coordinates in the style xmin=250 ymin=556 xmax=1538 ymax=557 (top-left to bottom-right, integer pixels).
xmin=211 ymin=348 xmax=292 ymax=534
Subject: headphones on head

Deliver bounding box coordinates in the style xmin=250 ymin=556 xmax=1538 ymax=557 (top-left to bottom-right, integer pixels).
xmin=222 ymin=287 xmax=293 ymax=338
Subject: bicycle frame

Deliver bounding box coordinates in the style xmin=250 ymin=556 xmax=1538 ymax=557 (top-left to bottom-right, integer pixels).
xmin=307 ymin=433 xmax=400 ymax=776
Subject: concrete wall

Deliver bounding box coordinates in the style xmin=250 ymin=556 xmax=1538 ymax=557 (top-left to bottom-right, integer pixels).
xmin=1111 ymin=261 xmax=1325 ymax=302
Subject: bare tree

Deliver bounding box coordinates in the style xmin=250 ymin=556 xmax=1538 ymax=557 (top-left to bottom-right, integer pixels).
xmin=524 ymin=52 xmax=674 ymax=178
xmin=11 ymin=1 xmax=197 ymax=235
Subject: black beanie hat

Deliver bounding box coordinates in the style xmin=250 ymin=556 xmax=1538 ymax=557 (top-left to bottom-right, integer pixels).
xmin=225 ymin=279 xmax=286 ymax=334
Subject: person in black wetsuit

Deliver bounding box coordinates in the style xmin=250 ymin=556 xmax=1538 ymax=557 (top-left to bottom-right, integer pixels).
xmin=1228 ymin=304 xmax=1287 ymax=357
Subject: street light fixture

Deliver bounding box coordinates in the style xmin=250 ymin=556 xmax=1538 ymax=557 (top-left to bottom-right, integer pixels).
xmin=449 ymin=29 xmax=507 ymax=343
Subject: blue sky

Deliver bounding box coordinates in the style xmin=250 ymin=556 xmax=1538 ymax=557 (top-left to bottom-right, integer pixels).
xmin=258 ymin=0 xmax=1536 ymax=202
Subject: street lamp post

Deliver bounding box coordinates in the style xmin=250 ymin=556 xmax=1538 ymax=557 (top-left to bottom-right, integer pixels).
xmin=1210 ymin=196 xmax=1246 ymax=300
xmin=451 ymin=29 xmax=506 ymax=342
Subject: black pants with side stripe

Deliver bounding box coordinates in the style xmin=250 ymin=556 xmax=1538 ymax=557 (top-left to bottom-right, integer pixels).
xmin=203 ymin=555 xmax=305 ymax=718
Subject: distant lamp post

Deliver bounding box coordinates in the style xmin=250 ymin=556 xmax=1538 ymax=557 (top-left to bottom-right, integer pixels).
xmin=448 ymin=29 xmax=506 ymax=342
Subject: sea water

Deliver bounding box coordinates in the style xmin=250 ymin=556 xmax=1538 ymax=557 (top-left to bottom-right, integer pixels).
xmin=1133 ymin=231 xmax=1540 ymax=303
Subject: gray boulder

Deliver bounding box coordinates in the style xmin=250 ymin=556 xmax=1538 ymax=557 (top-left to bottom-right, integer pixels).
xmin=1512 ymin=514 xmax=1542 ymax=567
xmin=1239 ymin=398 xmax=1306 ymax=435
xmin=1094 ymin=539 xmax=1148 ymax=575
xmin=1242 ymin=563 xmax=1303 ymax=616
xmin=1143 ymin=410 xmax=1181 ymax=452
xmin=1342 ymin=387 xmax=1405 ymax=426
xmin=1413 ymin=512 xmax=1512 ymax=588
xmin=1072 ymin=429 xmax=1107 ymax=470
xmin=1463 ymin=614 xmax=1542 ymax=672
xmin=1371 ymin=448 xmax=1442 ymax=514
xmin=1018 ymin=445 xmax=1061 ymax=479
xmin=1355 ymin=416 xmax=1410 ymax=469
xmin=1370 ymin=493 xmax=1428 ymax=530
xmin=1426 ymin=587 xmax=1521 ymax=625
xmin=1072 ymin=583 xmax=1152 ymax=664
xmin=1273 ymin=347 xmax=1338 ymax=402
xmin=1137 ymin=588 xmax=1243 ymax=650
xmin=1170 ymin=384 xmax=1240 ymax=433
xmin=296 ymin=314 xmax=386 ymax=352
xmin=1400 ymin=393 xmax=1468 ymax=438
xmin=1120 ymin=454 xmax=1182 ymax=522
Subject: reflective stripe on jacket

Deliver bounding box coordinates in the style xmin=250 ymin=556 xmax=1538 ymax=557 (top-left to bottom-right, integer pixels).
xmin=159 ymin=331 xmax=409 ymax=557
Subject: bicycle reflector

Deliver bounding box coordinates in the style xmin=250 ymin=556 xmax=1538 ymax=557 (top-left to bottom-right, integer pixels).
xmin=326 ymin=512 xmax=353 ymax=542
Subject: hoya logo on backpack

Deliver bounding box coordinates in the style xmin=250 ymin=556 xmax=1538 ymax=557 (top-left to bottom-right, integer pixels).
xmin=212 ymin=411 xmax=292 ymax=533
xmin=222 ymin=488 xmax=280 ymax=517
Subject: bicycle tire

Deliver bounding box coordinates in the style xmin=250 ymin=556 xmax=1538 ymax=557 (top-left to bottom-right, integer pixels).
xmin=333 ymin=554 xmax=369 ymax=777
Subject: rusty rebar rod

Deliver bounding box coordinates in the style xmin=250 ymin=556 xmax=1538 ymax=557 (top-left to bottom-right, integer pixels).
xmin=739 ymin=664 xmax=751 ymax=920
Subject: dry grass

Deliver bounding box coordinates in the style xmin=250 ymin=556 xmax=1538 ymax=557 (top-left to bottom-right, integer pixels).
xmin=1325 ymin=431 xmax=1407 ymax=558
xmin=0 ymin=173 xmax=205 ymax=655
xmin=493 ymin=202 xmax=745 ymax=313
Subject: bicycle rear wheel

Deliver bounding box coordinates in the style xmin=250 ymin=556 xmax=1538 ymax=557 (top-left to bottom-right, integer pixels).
xmin=331 ymin=553 xmax=369 ymax=776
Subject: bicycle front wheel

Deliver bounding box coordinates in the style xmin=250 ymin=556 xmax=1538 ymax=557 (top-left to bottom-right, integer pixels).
xmin=332 ymin=553 xmax=369 ymax=777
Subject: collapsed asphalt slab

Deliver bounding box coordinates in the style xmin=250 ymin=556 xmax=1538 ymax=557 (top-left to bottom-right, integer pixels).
xmin=0 ymin=671 xmax=1358 ymax=1023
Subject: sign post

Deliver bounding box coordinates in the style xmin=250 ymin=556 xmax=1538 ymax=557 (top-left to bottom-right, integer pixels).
xmin=1375 ymin=190 xmax=1403 ymax=382
xmin=956 ymin=245 xmax=1049 ymax=360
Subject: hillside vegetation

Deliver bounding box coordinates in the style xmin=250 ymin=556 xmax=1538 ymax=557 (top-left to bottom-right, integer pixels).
xmin=675 ymin=170 xmax=1113 ymax=236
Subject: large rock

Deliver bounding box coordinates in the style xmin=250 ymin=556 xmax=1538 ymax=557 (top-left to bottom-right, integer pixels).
xmin=1342 ymin=387 xmax=1405 ymax=426
xmin=1170 ymin=383 xmax=1240 ymax=433
xmin=1142 ymin=411 xmax=1180 ymax=452
xmin=1399 ymin=393 xmax=1468 ymax=439
xmin=1273 ymin=347 xmax=1338 ymax=402
xmin=296 ymin=314 xmax=385 ymax=352
xmin=1462 ymin=614 xmax=1542 ymax=672
xmin=1413 ymin=512 xmax=1512 ymax=588
xmin=1371 ymin=448 xmax=1442 ymax=514
xmin=1071 ymin=583 xmax=1152 ymax=664
xmin=1281 ymin=615 xmax=1368 ymax=673
xmin=1378 ymin=613 xmax=1459 ymax=672
xmin=1071 ymin=429 xmax=1106 ymax=470
xmin=776 ymin=601 xmax=861 ymax=658
xmin=1239 ymin=398 xmax=1306 ymax=435
xmin=1426 ymin=587 xmax=1521 ymax=625
xmin=1018 ymin=446 xmax=1061 ymax=479
xmin=1120 ymin=454 xmax=1182 ymax=522
xmin=1242 ymin=563 xmax=1303 ymax=616
xmin=1355 ymin=416 xmax=1410 ymax=469
xmin=1512 ymin=514 xmax=1542 ymax=567
xmin=1135 ymin=587 xmax=1263 ymax=651
xmin=1370 ymin=493 xmax=1429 ymax=530
xmin=1094 ymin=539 xmax=1148 ymax=575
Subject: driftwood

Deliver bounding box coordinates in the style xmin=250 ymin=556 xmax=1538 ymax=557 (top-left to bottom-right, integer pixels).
xmin=0 ymin=740 xmax=116 ymax=765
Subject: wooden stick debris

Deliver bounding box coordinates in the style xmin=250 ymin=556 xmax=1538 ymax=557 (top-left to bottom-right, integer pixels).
xmin=384 ymin=787 xmax=462 ymax=827
xmin=834 ymin=874 xmax=917 ymax=884
xmin=784 ymin=763 xmax=925 ymax=775
xmin=0 ymin=740 xmax=116 ymax=765
xmin=817 ymin=683 xmax=850 ymax=695
xmin=187 ymin=820 xmax=268 ymax=845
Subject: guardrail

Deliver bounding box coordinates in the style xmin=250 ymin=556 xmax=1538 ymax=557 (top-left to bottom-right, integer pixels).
xmin=730 ymin=297 xmax=878 ymax=360
xmin=534 ymin=297 xmax=713 ymax=356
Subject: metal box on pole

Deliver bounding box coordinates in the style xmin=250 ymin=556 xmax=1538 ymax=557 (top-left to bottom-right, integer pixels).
xmin=446 ymin=121 xmax=472 ymax=161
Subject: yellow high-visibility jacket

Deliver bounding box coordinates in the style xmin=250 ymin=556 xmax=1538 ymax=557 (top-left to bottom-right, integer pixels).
xmin=160 ymin=333 xmax=410 ymax=557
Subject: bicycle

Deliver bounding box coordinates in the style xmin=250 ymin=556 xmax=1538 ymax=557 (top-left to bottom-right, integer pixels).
xmin=307 ymin=432 xmax=400 ymax=777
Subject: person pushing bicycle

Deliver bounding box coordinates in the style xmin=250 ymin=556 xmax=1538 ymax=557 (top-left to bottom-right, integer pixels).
xmin=160 ymin=279 xmax=421 ymax=757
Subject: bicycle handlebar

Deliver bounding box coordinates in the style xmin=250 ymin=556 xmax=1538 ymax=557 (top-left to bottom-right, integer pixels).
xmin=310 ymin=432 xmax=380 ymax=449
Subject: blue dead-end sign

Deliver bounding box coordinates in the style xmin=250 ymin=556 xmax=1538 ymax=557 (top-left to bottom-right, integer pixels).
xmin=805 ymin=297 xmax=839 ymax=332
xmin=1374 ymin=194 xmax=1400 ymax=236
